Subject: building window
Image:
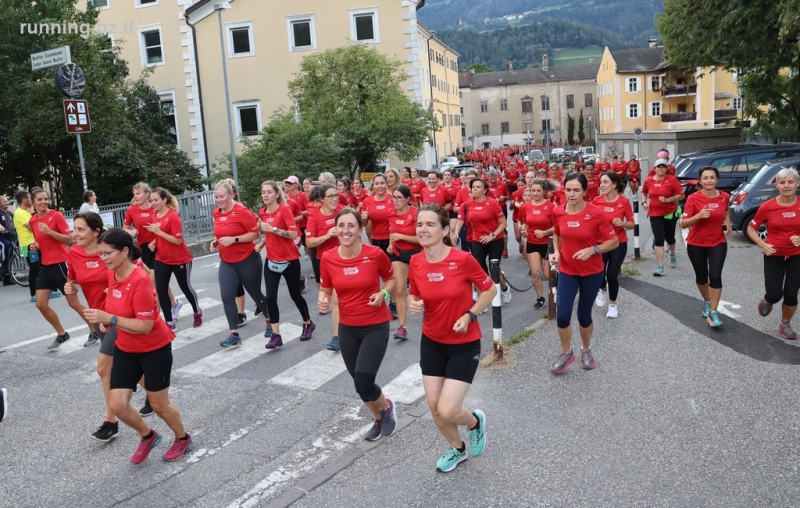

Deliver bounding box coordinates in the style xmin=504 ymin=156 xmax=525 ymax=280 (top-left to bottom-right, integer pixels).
xmin=627 ymin=103 xmax=640 ymax=118
xmin=449 ymin=114 xmax=454 ymax=127
xmin=226 ymin=21 xmax=255 ymax=58
xmin=481 ymin=123 xmax=490 ymax=135
xmin=733 ymin=97 xmax=743 ymax=110
xmin=157 ymin=90 xmax=178 ymax=147
xmin=542 ymin=119 xmax=551 ymax=132
xmin=462 ymin=125 xmax=466 ymax=137
xmin=566 ymin=95 xmax=574 ymax=109
xmin=500 ymin=99 xmax=508 ymax=111
xmin=585 ymin=93 xmax=593 ymax=107
xmin=650 ymin=101 xmax=661 ymax=117
xmin=138 ymin=26 xmax=164 ymax=66
xmin=442 ymin=113 xmax=447 ymax=127
xmin=650 ymin=76 xmax=661 ymax=91
xmin=89 ymin=0 xmax=109 ymax=8
xmin=541 ymin=96 xmax=550 ymax=111
xmin=431 ymin=74 xmax=437 ymax=88
xmin=501 ymin=122 xmax=509 ymax=134
xmin=480 ymin=101 xmax=488 ymax=113
xmin=136 ymin=0 xmax=157 ymax=7
xmin=522 ymin=100 xmax=533 ymax=113
xmin=523 ymin=122 xmax=533 ymax=133
xmin=286 ymin=15 xmax=316 ymax=51
xmin=350 ymin=7 xmax=380 ymax=44
xmin=235 ymin=102 xmax=261 ymax=139
xmin=627 ymin=77 xmax=640 ymax=93
xmin=460 ymin=106 xmax=464 ymax=115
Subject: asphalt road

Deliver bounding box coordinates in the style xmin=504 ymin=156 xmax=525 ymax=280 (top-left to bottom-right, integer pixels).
xmin=2 ymin=198 xmax=798 ymax=507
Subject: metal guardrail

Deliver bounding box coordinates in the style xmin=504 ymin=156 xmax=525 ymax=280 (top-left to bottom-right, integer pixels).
xmin=63 ymin=190 xmax=217 ymax=242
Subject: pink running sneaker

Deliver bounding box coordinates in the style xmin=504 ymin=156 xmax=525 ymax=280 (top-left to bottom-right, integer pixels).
xmin=163 ymin=434 xmax=194 ymax=462
xmin=192 ymin=309 xmax=203 ymax=328
xmin=131 ymin=430 xmax=161 ymax=464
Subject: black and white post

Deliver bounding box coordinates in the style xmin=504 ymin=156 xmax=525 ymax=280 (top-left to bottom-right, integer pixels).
xmin=489 ymin=259 xmax=503 ymax=357
xmin=633 ymin=199 xmax=641 ymax=259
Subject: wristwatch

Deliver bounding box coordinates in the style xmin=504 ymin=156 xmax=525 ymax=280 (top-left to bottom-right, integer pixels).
xmin=272 ymin=227 xmax=279 ymax=234
xmin=593 ymin=246 xmax=601 ymax=254
xmin=490 ymin=232 xmax=496 ymax=238
xmin=234 ymin=237 xmax=239 ymax=242
xmin=466 ymin=311 xmax=478 ymax=322
xmin=109 ymin=315 xmax=118 ymax=326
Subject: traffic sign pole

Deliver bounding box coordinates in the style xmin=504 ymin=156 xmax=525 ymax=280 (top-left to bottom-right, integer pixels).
xmin=76 ymin=134 xmax=88 ymax=192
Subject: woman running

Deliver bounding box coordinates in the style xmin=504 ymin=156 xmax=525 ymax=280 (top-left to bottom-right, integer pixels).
xmin=338 ymin=177 xmax=358 ymax=208
xmin=408 ymin=204 xmax=495 ymax=472
xmin=454 ymin=169 xmax=478 ymax=252
xmin=361 ymin=174 xmax=396 ymax=318
xmin=641 ymin=158 xmax=685 ymax=276
xmin=306 ymin=183 xmax=344 ymax=350
xmin=401 ymin=167 xmax=412 ymax=186
xmin=386 ymin=185 xmax=420 ymax=340
xmin=305 ymin=182 xmax=323 ymax=285
xmin=680 ymin=167 xmax=732 ymax=328
xmin=509 ymin=175 xmax=527 ymax=257
xmin=124 ymin=183 xmax=181 ymax=321
xmin=84 ymin=228 xmax=193 ymax=464
xmin=259 ymin=181 xmax=315 ymax=349
xmin=318 ymin=208 xmax=398 ymax=441
xmin=519 ymin=179 xmax=557 ymax=311
xmin=628 ymin=154 xmax=641 ymax=195
xmin=211 ymin=180 xmax=271 ymax=347
xmin=593 ymin=172 xmax=634 ymax=318
xmin=13 ymin=190 xmax=46 ymax=302
xmin=408 ymin=168 xmax=426 ymax=203
xmin=352 ymin=178 xmax=368 ymax=207
xmin=549 ymin=173 xmax=619 ymax=374
xmin=442 ymin=168 xmax=461 ymax=232
xmin=385 ymin=167 xmax=402 ymax=196
xmin=747 ymin=167 xmax=800 ymax=340
xmin=144 ymin=188 xmax=202 ymax=329
xmin=420 ymin=171 xmax=452 ymax=211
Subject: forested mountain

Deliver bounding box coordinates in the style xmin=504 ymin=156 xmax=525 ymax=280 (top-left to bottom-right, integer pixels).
xmin=418 ymin=0 xmax=661 ymax=47
xmin=437 ymin=18 xmax=636 ymax=71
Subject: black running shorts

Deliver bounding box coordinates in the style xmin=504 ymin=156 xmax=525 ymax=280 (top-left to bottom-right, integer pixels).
xmin=110 ymin=343 xmax=173 ymax=392
xmin=419 ymin=334 xmax=481 ymax=384
xmin=36 ymin=262 xmax=68 ymax=292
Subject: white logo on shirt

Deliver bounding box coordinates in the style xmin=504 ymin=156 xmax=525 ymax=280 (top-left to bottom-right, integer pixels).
xmin=708 ymin=203 xmax=719 ymax=209
xmin=449 ymin=262 xmax=458 ymax=270
xmin=112 ymin=289 xmax=122 ymax=298
xmin=376 ymin=205 xmax=385 ymax=210
xmin=86 ymin=261 xmax=100 ymax=269
xmin=567 ymin=221 xmax=581 ymax=228
xmin=396 ymin=220 xmax=405 ymax=225
xmin=325 ymin=218 xmax=335 ymax=225
xmin=427 ymin=272 xmax=445 ymax=282
xmin=604 ymin=207 xmax=615 ymax=213
xmin=783 ymin=211 xmax=797 ymax=219
xmin=533 ymin=209 xmax=541 ymax=215
xmin=343 ymin=267 xmax=359 ymax=276
xmin=220 ymin=216 xmax=228 ymax=222
xmin=362 ymin=257 xmax=370 ymax=264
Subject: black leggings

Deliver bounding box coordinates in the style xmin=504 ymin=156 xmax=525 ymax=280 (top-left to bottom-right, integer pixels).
xmin=263 ymin=258 xmax=310 ymax=323
xmin=687 ymin=243 xmax=727 ymax=289
xmin=763 ymin=254 xmax=800 ymax=307
xmin=650 ymin=216 xmax=677 ymax=247
xmin=601 ymin=241 xmax=627 ymax=301
xmin=339 ymin=321 xmax=390 ymax=402
xmin=470 ymin=237 xmax=504 ymax=274
xmin=27 ymin=250 xmax=40 ymax=297
xmin=309 ymin=247 xmax=320 ymax=283
xmin=154 ymin=260 xmax=199 ymax=322
xmin=220 ymin=251 xmax=267 ymax=330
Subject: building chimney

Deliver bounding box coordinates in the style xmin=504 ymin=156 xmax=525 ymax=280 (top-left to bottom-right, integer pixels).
xmin=589 ymin=56 xmax=594 ymax=64
xmin=508 ymin=58 xmax=514 ymax=73
xmin=649 ymin=38 xmax=658 ymax=48
xmin=470 ymin=68 xmax=475 ymax=75
xmin=542 ymin=54 xmax=549 ymax=71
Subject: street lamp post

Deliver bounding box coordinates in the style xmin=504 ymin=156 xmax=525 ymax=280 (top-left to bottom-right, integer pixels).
xmin=214 ymin=2 xmax=238 ymax=186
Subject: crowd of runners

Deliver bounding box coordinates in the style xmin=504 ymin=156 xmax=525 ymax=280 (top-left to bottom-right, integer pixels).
xmin=2 ymin=145 xmax=799 ymax=472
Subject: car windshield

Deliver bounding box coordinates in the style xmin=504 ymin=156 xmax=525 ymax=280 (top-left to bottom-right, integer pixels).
xmin=675 ymin=158 xmax=693 ymax=176
xmin=746 ymin=164 xmax=774 ymax=184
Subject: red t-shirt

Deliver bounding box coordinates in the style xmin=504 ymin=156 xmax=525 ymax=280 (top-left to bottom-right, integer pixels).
xmin=488 ymin=181 xmax=510 ymax=209
xmin=504 ymin=169 xmax=520 ymax=184
xmin=259 ymin=204 xmax=300 ymax=262
xmin=520 ymin=201 xmax=554 ymax=245
xmin=552 ymin=203 xmax=617 ymax=277
xmin=306 ymin=205 xmax=343 ymax=259
xmin=123 ymin=204 xmax=156 ymax=246
xmin=353 ymin=188 xmax=368 ymax=206
xmin=419 ymin=186 xmax=451 ymax=207
xmin=213 ymin=203 xmax=258 ymax=263
xmin=458 ymin=198 xmax=505 ymax=241
xmin=29 ymin=210 xmax=71 ymax=266
xmin=152 ymin=209 xmax=193 ymax=265
xmin=338 ymin=193 xmax=358 ymax=208
xmin=611 ymin=162 xmax=628 ymax=179
xmin=628 ymin=160 xmax=641 ymax=181
xmin=361 ymin=195 xmax=394 ymax=241
xmin=510 ymin=188 xmax=525 ymax=221
xmin=408 ymin=179 xmax=426 ymax=203
xmin=682 ymin=191 xmax=729 ymax=247
xmin=106 ymin=267 xmax=175 ymax=353
xmin=642 ymin=174 xmax=683 ymax=217
xmin=287 ymin=191 xmax=309 ymax=228
xmin=444 ymin=181 xmax=461 ymax=196
xmin=596 ymin=162 xmax=611 ymax=174
xmin=593 ymin=195 xmax=634 ymax=243
xmin=67 ymin=246 xmax=107 ymax=309
xmin=408 ymin=248 xmax=494 ymax=345
xmin=320 ymin=243 xmax=393 ymax=327
xmin=750 ymin=198 xmax=800 ymax=257
xmin=584 ymin=177 xmax=600 ymax=202
xmin=389 ymin=206 xmax=419 ymax=254
xmin=454 ymin=187 xmax=471 ymax=209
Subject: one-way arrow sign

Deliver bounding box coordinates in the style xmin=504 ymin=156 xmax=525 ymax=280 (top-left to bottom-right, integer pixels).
xmin=63 ymin=99 xmax=91 ymax=133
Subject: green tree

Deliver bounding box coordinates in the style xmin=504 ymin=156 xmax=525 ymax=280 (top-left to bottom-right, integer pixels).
xmin=288 ymin=44 xmax=438 ymax=178
xmin=458 ymin=63 xmax=494 ymax=73
xmin=567 ymin=114 xmax=575 ymax=146
xmin=578 ymin=110 xmax=586 ymax=145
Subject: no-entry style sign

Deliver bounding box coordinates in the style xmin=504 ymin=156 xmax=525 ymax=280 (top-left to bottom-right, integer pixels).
xmin=63 ymin=99 xmax=91 ymax=133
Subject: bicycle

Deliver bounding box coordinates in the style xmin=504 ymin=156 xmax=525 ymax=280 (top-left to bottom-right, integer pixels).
xmin=0 ymin=232 xmax=30 ymax=287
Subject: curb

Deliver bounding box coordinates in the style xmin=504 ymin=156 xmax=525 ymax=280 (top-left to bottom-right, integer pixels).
xmin=186 ymin=235 xmax=215 ymax=259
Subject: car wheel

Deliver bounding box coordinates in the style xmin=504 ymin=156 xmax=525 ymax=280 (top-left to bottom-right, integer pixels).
xmin=743 ymin=211 xmax=767 ymax=244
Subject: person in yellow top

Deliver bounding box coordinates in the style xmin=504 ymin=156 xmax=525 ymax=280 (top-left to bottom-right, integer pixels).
xmin=12 ymin=190 xmax=59 ymax=302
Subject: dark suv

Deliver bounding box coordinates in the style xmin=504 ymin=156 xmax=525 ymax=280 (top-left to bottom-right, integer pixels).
xmin=675 ymin=145 xmax=800 ymax=199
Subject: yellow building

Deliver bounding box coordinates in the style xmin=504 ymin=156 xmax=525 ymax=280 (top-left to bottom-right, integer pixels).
xmin=597 ymin=46 xmax=742 ymax=134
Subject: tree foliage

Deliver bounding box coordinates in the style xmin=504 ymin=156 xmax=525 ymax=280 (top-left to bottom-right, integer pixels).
xmin=567 ymin=114 xmax=575 ymax=145
xmin=578 ymin=110 xmax=586 ymax=144
xmin=458 ymin=63 xmax=494 ymax=73
xmin=287 ymin=44 xmax=438 ymax=178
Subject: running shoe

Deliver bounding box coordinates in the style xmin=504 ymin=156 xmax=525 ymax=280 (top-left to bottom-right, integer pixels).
xmin=140 ymin=397 xmax=154 ymax=417
xmin=534 ymin=297 xmax=546 ymax=310
xmin=550 ymin=350 xmax=574 ymax=374
xmin=381 ymin=398 xmax=398 ymax=437
xmin=325 ymin=336 xmax=340 ymax=351
xmin=237 ymin=313 xmax=247 ymax=327
xmin=758 ymin=299 xmax=773 ymax=317
xmin=580 ymin=348 xmax=596 ymax=370
xmin=254 ymin=305 xmax=263 ymax=317
xmin=50 ymin=291 xmax=61 ymax=299
xmin=130 ymin=431 xmax=161 ymax=465
xmin=264 ymin=320 xmax=273 ymax=338
xmin=702 ymin=301 xmax=712 ymax=318
xmin=299 ymin=321 xmax=316 ymax=341
xmin=91 ymin=421 xmax=119 ymax=442
xmin=502 ymin=249 xmax=509 ymax=259
xmin=364 ymin=418 xmax=382 ymax=441
xmin=30 ymin=296 xmax=36 ymax=303
xmin=46 ymin=332 xmax=70 ymax=350
xmin=192 ymin=309 xmax=203 ymax=328
xmin=669 ymin=253 xmax=677 ymax=268
xmin=607 ymin=304 xmax=619 ymax=319
xmin=163 ymin=434 xmax=194 ymax=462
xmin=171 ymin=300 xmax=183 ymax=321
xmin=653 ymin=265 xmax=665 ymax=277
xmin=501 ymin=286 xmax=513 ymax=304
xmin=300 ymin=277 xmax=307 ymax=293
xmin=595 ymin=289 xmax=608 ymax=308
xmin=0 ymin=387 xmax=7 ymax=422
xmin=265 ymin=333 xmax=283 ymax=349
xmin=84 ymin=332 xmax=99 ymax=347
xmin=220 ymin=333 xmax=242 ymax=348
xmin=436 ymin=445 xmax=467 ymax=473
xmin=780 ymin=321 xmax=798 ymax=340
xmin=388 ymin=301 xmax=398 ymax=320
xmin=708 ymin=310 xmax=723 ymax=328
xmin=166 ymin=321 xmax=177 ymax=331
xmin=468 ymin=409 xmax=487 ymax=457
xmin=394 ymin=325 xmax=408 ymax=340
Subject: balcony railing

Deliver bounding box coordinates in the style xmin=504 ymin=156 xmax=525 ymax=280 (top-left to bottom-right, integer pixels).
xmin=714 ymin=109 xmax=739 ymax=121
xmin=661 ymin=84 xmax=697 ymax=97
xmin=661 ymin=111 xmax=697 ymax=122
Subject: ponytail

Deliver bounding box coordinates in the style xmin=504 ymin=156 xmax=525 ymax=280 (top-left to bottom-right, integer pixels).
xmin=152 ymin=187 xmax=179 ymax=212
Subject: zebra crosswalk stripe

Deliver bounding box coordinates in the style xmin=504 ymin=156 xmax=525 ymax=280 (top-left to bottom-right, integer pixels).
xmin=270 ymin=350 xmax=348 ymax=390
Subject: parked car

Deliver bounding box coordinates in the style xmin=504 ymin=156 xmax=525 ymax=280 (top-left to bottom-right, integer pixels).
xmin=729 ymin=157 xmax=800 ymax=243
xmin=439 ymin=156 xmax=460 ymax=171
xmin=675 ymin=145 xmax=800 ymax=199
xmin=672 ymin=144 xmax=761 ymax=167
xmin=527 ymin=149 xmax=545 ymax=160
xmin=550 ymin=148 xmax=565 ymax=159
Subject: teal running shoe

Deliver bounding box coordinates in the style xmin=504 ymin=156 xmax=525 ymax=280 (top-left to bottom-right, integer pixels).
xmin=708 ymin=310 xmax=723 ymax=328
xmin=436 ymin=445 xmax=467 ymax=473
xmin=468 ymin=410 xmax=487 ymax=457
xmin=702 ymin=301 xmax=711 ymax=318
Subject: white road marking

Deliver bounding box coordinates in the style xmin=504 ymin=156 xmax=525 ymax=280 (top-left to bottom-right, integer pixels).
xmin=173 ymin=288 xmax=206 ymax=300
xmin=2 ymin=324 xmax=89 ymax=351
xmin=270 ymin=350 xmax=347 ymax=390
xmin=717 ymin=300 xmax=742 ymax=319
xmin=383 ymin=363 xmax=425 ymax=404
xmin=201 ymin=262 xmax=220 ymax=268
